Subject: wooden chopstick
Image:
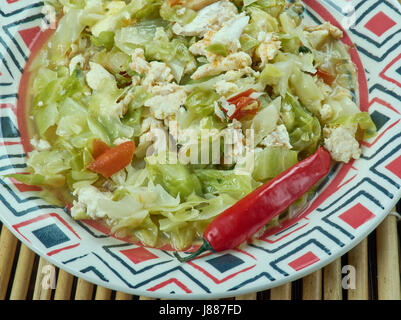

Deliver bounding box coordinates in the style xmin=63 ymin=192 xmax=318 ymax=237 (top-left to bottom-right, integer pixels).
xmin=95 ymin=286 xmax=112 ymax=300
xmin=347 ymin=238 xmax=369 ymax=300
xmin=0 ymin=225 xmax=18 ymax=299
xmin=270 ymin=283 xmax=292 ymax=300
xmin=74 ymin=278 xmax=94 ymax=300
xmin=9 ymin=243 xmax=35 ymax=300
xmin=323 ymin=258 xmax=342 ymax=300
xmin=302 ymin=269 xmax=322 ymax=300
xmin=32 ymin=258 xmax=53 ymax=300
xmin=115 ymin=291 xmax=133 ymax=300
xmin=139 ymin=295 xmax=157 ymax=300
xmin=235 ymin=292 xmax=257 ymax=300
xmin=54 ymin=269 xmax=74 ymax=300
xmin=376 ymin=215 xmax=401 ymax=300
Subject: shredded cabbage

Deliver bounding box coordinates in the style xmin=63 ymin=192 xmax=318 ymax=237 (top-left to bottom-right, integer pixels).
xmin=195 ymin=169 xmax=256 ymax=199
xmin=282 ymin=93 xmax=322 ymax=157
xmin=186 ymin=88 xmax=220 ymax=117
xmin=253 ymin=147 xmax=298 ymax=181
xmin=147 ymin=161 xmax=202 ymax=199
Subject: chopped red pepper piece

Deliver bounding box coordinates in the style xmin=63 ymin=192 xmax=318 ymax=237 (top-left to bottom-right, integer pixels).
xmin=174 ymin=147 xmax=332 ymax=262
xmin=88 ymin=141 xmax=136 ymax=178
xmin=315 ymin=68 xmax=336 ymax=86
xmin=227 ymin=89 xmax=257 ymax=105
xmin=231 ymin=96 xmax=260 ymax=120
xmin=222 ymin=89 xmax=260 ymax=120
xmin=92 ymin=139 xmax=111 ymax=159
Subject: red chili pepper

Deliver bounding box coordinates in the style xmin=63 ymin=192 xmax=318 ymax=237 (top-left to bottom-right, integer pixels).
xmin=174 ymin=147 xmax=331 ymax=262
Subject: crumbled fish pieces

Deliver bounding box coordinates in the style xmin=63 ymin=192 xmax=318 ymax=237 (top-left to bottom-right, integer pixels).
xmin=71 ymin=185 xmax=113 ymax=219
xmin=136 ymin=117 xmax=166 ymax=158
xmin=222 ymin=119 xmax=245 ymax=165
xmin=129 ymin=48 xmax=150 ymax=74
xmin=324 ymin=125 xmax=361 ymax=163
xmin=210 ymin=13 xmax=250 ymax=52
xmin=189 ymin=13 xmax=249 ymax=61
xmin=224 ymin=67 xmax=259 ymax=81
xmin=144 ymin=88 xmax=187 ymax=120
xmin=172 ymin=0 xmax=238 ymax=37
xmin=305 ymin=22 xmax=343 ymax=39
xmin=191 ymin=52 xmax=252 ymax=80
xmin=86 ymin=62 xmax=115 ymax=90
xmin=304 ymin=22 xmax=343 ymax=49
xmin=320 ymin=103 xmax=334 ymax=122
xmin=260 ymin=124 xmax=292 ymax=149
xmin=215 ymin=80 xmax=239 ymax=97
xmin=255 ymin=32 xmax=281 ymax=68
xmin=142 ymin=61 xmax=175 ymax=88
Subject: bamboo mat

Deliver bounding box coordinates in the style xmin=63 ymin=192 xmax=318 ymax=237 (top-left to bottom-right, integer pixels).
xmin=0 ymin=213 xmax=400 ymax=300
